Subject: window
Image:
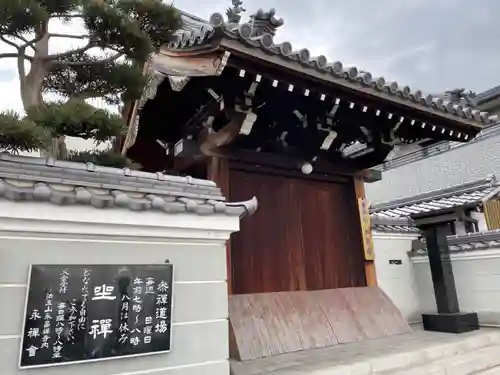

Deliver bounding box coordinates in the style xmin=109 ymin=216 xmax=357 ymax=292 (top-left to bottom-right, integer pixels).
xmin=442 ymin=222 xmax=456 ymax=236
xmin=464 ymin=219 xmax=479 ymax=234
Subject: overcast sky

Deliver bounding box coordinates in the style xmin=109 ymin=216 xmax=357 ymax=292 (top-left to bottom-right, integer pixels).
xmin=1 ymin=0 xmax=499 ymax=116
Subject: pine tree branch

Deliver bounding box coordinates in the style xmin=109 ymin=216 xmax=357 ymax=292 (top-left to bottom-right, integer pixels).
xmin=54 ymin=52 xmax=124 ymax=67
xmin=48 ymin=33 xmax=90 ymax=40
xmin=0 ymin=50 xmax=33 ymax=60
xmin=0 ymin=35 xmax=21 ymax=50
xmin=44 ymin=42 xmax=95 ymax=61
xmin=0 ymin=53 xmax=20 ymax=59
xmin=13 ymin=34 xmax=29 ymax=44
xmin=21 ymin=23 xmax=49 ymax=51
xmin=73 ymin=90 xmax=105 ymax=100
xmin=0 ymin=111 xmax=50 ymax=154
xmin=51 ymin=13 xmax=85 ymax=20
xmin=21 ymin=35 xmax=44 ymax=50
xmin=10 ymin=36 xmax=40 ymax=53
xmin=6 ymin=24 xmax=50 ymax=54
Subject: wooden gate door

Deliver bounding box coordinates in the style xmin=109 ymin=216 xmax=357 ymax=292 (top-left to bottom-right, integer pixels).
xmin=229 ymin=170 xmax=366 ymax=294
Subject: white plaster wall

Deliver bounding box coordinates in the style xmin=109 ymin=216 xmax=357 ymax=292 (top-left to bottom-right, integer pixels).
xmin=365 ymin=127 xmax=500 ymax=203
xmin=412 ymin=249 xmax=500 ymax=326
xmin=455 ymin=221 xmax=467 ymax=236
xmin=0 ymin=200 xmax=240 ymax=375
xmin=471 ymin=211 xmax=488 ymax=232
xmin=373 ymin=232 xmax=423 ymax=322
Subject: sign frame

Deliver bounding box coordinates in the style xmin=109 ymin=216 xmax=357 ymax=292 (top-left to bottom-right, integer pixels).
xmin=18 ymin=263 xmax=175 ymax=370
xmin=357 ymin=197 xmax=375 ymax=261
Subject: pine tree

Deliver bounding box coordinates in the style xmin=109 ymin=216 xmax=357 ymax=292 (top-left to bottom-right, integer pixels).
xmin=0 ymin=0 xmax=181 ymax=163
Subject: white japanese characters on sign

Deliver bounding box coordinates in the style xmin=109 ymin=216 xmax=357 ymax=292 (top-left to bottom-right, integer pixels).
xmin=157 ymin=280 xmax=169 ymax=293
xmin=130 ymin=277 xmax=144 ymax=346
xmin=145 ymin=277 xmax=155 ymax=294
xmin=27 ymin=327 xmax=40 ymax=338
xmin=42 ymin=292 xmax=53 ymax=350
xmin=59 ymin=269 xmax=69 ymax=295
xmin=52 ymin=344 xmax=62 ymax=359
xmin=79 ymin=268 xmax=91 ymax=330
xmin=67 ymin=299 xmax=77 ymax=339
xmin=53 ymin=301 xmax=66 ymax=357
xmin=118 ymin=293 xmax=130 ymax=346
xmin=154 ymin=279 xmax=170 ymax=337
xmin=91 ymin=284 xmax=116 ymax=301
xmin=29 ymin=309 xmax=41 ymax=321
xmin=26 ymin=345 xmax=39 ymax=358
xmin=156 ymin=294 xmax=168 ymax=305
xmin=155 ymin=320 xmax=168 ymax=334
xmin=130 ymin=336 xmax=140 ymax=346
xmin=89 ymin=319 xmax=113 ymax=339
xmin=156 ymin=307 xmax=168 ymax=320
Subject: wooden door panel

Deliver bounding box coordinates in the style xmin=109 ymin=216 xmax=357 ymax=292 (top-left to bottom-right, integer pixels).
xmin=229 ymin=169 xmax=366 ymax=294
xmin=297 ymin=180 xmax=366 ymax=290
xmin=230 ymin=171 xmax=301 ymax=293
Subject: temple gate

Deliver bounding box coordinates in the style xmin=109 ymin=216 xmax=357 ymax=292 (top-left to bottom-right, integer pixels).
xmin=122 ymin=1 xmax=494 ymax=364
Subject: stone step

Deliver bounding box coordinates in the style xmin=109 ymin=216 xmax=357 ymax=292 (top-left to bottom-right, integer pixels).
xmin=234 ymin=330 xmax=500 ymax=375
xmin=382 ymin=342 xmax=500 ymax=375
xmin=475 ymin=366 xmax=500 ymax=375
xmin=374 ymin=330 xmax=500 ymax=375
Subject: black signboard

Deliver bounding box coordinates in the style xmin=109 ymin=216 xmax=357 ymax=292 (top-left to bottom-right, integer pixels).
xmin=19 ymin=264 xmax=174 ymax=369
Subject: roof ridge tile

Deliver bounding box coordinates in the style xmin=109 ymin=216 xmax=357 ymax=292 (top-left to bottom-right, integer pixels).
xmin=371 ymin=175 xmax=497 ymax=213
xmin=0 ymin=155 xmax=258 ymax=218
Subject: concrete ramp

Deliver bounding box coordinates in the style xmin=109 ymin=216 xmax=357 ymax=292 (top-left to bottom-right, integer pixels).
xmin=228 ymin=286 xmax=412 ymax=361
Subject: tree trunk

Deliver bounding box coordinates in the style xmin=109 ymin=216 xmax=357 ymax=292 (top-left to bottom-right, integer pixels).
xmin=21 ymin=28 xmax=48 ymax=110
xmin=22 ymin=62 xmax=45 ymax=109
xmin=20 ymin=30 xmax=67 ymax=160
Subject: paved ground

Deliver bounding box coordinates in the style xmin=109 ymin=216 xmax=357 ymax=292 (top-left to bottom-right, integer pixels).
xmin=230 ymin=325 xmax=500 ymax=375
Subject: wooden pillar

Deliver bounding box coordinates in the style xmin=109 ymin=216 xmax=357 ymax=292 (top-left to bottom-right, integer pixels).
xmin=414 ymin=215 xmax=479 ymax=333
xmin=354 ymin=177 xmax=377 ymax=287
xmin=421 ymin=224 xmax=460 ymax=314
xmin=207 ymin=157 xmax=233 ymax=294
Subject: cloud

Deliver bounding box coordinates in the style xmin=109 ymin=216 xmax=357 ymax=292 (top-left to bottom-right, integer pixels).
xmin=360 ymin=44 xmax=437 ymax=75
xmin=1 ymin=0 xmax=500 ymax=118
xmin=0 ymin=68 xmax=15 ymax=82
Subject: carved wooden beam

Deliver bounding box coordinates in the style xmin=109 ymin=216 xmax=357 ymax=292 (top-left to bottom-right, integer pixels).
xmin=172 ymin=110 xmax=251 ymax=172
xmin=199 ymin=111 xmax=247 ymax=156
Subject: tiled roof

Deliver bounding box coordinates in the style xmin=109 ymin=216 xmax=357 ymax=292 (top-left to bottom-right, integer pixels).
xmin=370 ymin=175 xmax=500 ymax=219
xmin=163 ymin=10 xmax=497 ymax=127
xmin=372 ymin=224 xmax=419 ymax=233
xmin=0 ymin=154 xmax=258 ymax=217
xmin=475 ymin=85 xmax=500 ymax=106
xmin=410 ymin=230 xmax=500 ymax=256
xmin=371 ymin=216 xmax=419 ymax=233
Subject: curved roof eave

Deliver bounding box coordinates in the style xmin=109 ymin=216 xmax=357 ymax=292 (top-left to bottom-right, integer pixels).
xmin=164 ymin=10 xmax=496 ymax=130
